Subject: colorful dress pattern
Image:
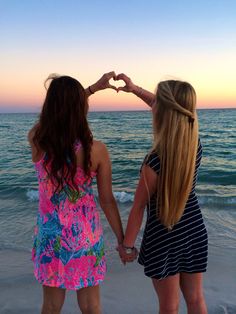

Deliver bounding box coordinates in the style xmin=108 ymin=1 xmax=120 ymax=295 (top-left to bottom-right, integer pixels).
xmin=32 ymin=142 xmax=106 ymax=290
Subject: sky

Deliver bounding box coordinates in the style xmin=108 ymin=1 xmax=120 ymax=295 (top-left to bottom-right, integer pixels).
xmin=0 ymin=0 xmax=236 ymax=112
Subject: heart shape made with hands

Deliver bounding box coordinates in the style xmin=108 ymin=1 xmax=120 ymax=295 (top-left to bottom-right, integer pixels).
xmin=109 ymin=78 xmax=126 ymax=90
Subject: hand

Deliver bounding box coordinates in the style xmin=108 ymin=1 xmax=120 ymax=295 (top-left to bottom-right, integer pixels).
xmin=115 ymin=73 xmax=137 ymax=93
xmin=116 ymin=244 xmax=138 ymax=264
xmin=91 ymin=71 xmax=117 ymax=93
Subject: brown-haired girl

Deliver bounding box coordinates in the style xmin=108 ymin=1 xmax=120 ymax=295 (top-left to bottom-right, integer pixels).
xmin=28 ymin=72 xmax=124 ymax=314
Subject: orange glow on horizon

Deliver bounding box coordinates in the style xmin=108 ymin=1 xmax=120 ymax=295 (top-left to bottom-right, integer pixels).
xmin=0 ymin=78 xmax=235 ymax=111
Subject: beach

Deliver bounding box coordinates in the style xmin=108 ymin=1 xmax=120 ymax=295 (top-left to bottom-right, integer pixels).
xmin=1 ymin=245 xmax=236 ymax=314
xmin=0 ymin=110 xmax=235 ymax=313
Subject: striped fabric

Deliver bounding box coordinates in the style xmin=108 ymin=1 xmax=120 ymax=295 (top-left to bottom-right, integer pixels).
xmin=138 ymin=140 xmax=208 ymax=279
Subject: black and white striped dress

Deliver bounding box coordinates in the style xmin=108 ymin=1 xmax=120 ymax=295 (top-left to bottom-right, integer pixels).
xmin=138 ymin=140 xmax=208 ymax=279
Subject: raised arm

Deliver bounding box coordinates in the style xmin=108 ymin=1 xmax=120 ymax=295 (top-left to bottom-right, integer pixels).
xmin=95 ymin=142 xmax=124 ymax=246
xmin=85 ymin=71 xmax=117 ymax=97
xmin=116 ymin=73 xmax=155 ymax=108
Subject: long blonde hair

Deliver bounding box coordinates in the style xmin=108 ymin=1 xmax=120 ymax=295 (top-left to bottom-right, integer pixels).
xmin=152 ymin=80 xmax=198 ymax=229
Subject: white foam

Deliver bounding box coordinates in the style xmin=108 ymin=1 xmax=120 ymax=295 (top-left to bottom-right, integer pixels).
xmin=26 ymin=189 xmax=134 ymax=204
xmin=26 ymin=188 xmax=236 ymax=207
xmin=113 ymin=191 xmax=134 ymax=203
xmin=26 ymin=189 xmax=39 ymax=201
xmin=199 ymin=195 xmax=236 ymax=206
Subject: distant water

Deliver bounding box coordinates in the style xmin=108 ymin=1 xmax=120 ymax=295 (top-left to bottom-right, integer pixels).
xmin=0 ymin=109 xmax=236 ymax=254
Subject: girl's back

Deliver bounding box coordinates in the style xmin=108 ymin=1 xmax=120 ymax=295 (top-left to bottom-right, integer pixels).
xmin=32 ymin=139 xmax=106 ymax=290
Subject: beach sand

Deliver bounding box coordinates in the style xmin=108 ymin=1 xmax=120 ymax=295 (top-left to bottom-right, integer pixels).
xmin=0 ymin=245 xmax=236 ymax=314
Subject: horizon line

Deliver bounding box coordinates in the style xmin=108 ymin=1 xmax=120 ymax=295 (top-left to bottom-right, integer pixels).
xmin=0 ymin=107 xmax=236 ymax=114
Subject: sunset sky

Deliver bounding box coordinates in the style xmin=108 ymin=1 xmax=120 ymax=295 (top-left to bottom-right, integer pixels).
xmin=0 ymin=0 xmax=236 ymax=112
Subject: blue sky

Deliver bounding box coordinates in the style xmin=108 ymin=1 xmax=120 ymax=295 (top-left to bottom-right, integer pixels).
xmin=1 ymin=0 xmax=236 ymax=111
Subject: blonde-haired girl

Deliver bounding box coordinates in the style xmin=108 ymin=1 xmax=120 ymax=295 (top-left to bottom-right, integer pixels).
xmin=117 ymin=74 xmax=208 ymax=314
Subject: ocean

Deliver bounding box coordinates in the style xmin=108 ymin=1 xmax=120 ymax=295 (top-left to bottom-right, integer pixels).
xmin=0 ymin=109 xmax=235 ymax=254
xmin=0 ymin=109 xmax=236 ymax=313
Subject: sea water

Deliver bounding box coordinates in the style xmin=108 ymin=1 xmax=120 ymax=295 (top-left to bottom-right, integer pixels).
xmin=0 ymin=110 xmax=235 ymax=256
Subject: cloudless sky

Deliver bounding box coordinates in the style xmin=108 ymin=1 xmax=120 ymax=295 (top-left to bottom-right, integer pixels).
xmin=0 ymin=0 xmax=236 ymax=112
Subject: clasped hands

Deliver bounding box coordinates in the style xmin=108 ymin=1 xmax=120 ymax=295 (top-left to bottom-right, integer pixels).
xmin=116 ymin=244 xmax=139 ymax=265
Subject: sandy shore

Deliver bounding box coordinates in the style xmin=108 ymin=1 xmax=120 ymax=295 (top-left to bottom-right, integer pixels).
xmin=0 ymin=245 xmax=236 ymax=314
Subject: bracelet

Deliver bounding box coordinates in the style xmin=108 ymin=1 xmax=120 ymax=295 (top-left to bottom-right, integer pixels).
xmin=134 ymin=86 xmax=143 ymax=97
xmin=123 ymin=245 xmax=135 ymax=255
xmin=123 ymin=245 xmax=134 ymax=250
xmin=139 ymin=87 xmax=143 ymax=96
xmin=89 ymin=86 xmax=94 ymax=94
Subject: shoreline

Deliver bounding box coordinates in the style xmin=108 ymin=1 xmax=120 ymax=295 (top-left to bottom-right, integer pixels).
xmin=0 ymin=245 xmax=236 ymax=314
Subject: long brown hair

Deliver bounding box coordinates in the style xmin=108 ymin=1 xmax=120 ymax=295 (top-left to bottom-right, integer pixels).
xmin=152 ymin=80 xmax=198 ymax=228
xmin=33 ymin=74 xmax=93 ymax=191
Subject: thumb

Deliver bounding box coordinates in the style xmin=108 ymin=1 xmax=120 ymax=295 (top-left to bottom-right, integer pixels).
xmin=108 ymin=84 xmax=118 ymax=91
xmin=117 ymin=86 xmax=126 ymax=93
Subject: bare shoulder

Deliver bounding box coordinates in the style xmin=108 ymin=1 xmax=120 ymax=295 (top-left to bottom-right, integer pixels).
xmin=27 ymin=123 xmax=43 ymax=162
xmin=91 ymin=140 xmax=110 ymax=172
xmin=28 ymin=123 xmax=39 ymax=145
xmin=92 ymin=140 xmax=109 ymax=156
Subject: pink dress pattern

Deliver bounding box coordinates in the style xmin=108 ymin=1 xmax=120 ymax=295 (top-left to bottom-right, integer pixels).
xmin=32 ymin=142 xmax=106 ymax=290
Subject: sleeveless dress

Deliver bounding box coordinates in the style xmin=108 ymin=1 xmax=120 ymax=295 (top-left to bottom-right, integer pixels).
xmin=32 ymin=142 xmax=106 ymax=290
xmin=138 ymin=140 xmax=208 ymax=279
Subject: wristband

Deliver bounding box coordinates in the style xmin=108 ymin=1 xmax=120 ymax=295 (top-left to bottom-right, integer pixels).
xmin=123 ymin=245 xmax=135 ymax=255
xmin=139 ymin=87 xmax=143 ymax=96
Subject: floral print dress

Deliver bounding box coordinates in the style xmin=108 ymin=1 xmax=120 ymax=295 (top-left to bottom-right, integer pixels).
xmin=32 ymin=142 xmax=106 ymax=290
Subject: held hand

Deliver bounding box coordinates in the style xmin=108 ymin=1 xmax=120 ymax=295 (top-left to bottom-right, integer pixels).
xmin=91 ymin=71 xmax=117 ymax=93
xmin=116 ymin=244 xmax=138 ymax=264
xmin=115 ymin=73 xmax=136 ymax=93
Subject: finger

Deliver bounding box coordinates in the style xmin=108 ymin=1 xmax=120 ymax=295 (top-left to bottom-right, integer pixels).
xmin=112 ymin=72 xmax=117 ymax=80
xmin=117 ymin=87 xmax=126 ymax=93
xmin=106 ymin=71 xmax=116 ymax=80
xmin=116 ymin=73 xmax=125 ymax=80
xmin=114 ymin=73 xmax=121 ymax=81
xmin=116 ymin=73 xmax=130 ymax=83
xmin=108 ymin=84 xmax=118 ymax=91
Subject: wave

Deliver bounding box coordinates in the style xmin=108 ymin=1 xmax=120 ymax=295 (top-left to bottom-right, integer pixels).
xmin=26 ymin=189 xmax=134 ymax=204
xmin=26 ymin=189 xmax=39 ymax=201
xmin=113 ymin=191 xmax=134 ymax=203
xmin=26 ymin=189 xmax=235 ymax=206
xmin=0 ymin=125 xmax=10 ymax=129
xmin=199 ymin=196 xmax=236 ymax=206
xmin=198 ymin=171 xmax=236 ymax=186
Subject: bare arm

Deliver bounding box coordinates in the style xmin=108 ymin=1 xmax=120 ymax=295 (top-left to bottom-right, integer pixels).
xmin=96 ymin=143 xmax=124 ymax=245
xmin=85 ymin=71 xmax=117 ymax=97
xmin=123 ymin=165 xmax=158 ymax=248
xmin=116 ymin=73 xmax=155 ymax=108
